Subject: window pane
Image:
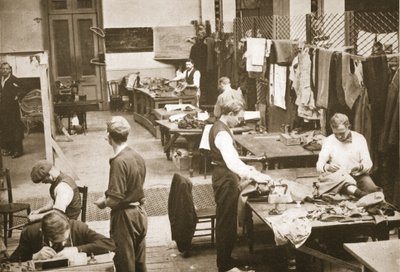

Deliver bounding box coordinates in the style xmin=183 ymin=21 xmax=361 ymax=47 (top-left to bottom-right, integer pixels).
xmin=76 ymin=0 xmax=93 ymax=9
xmin=53 ymin=20 xmax=72 ymax=77
xmin=77 ymin=19 xmax=95 ymax=76
xmin=51 ymin=0 xmax=67 ymax=10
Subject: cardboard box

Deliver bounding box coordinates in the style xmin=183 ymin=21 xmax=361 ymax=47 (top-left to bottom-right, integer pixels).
xmin=279 ymin=133 xmax=301 ymax=146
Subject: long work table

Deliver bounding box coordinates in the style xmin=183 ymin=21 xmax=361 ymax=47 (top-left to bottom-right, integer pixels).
xmin=133 ymin=87 xmax=196 ymax=137
xmin=53 ymin=100 xmax=100 ymax=135
xmin=234 ymin=134 xmax=319 ymax=169
xmin=155 ymin=119 xmax=252 ymax=177
xmin=244 ymin=168 xmax=400 ymax=271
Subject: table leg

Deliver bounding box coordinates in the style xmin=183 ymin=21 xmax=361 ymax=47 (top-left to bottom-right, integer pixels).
xmin=67 ymin=115 xmax=72 ymax=135
xmin=164 ymin=133 xmax=179 ymax=160
xmin=185 ymin=135 xmax=201 ymax=177
xmin=286 ymin=246 xmax=297 ymax=271
xmin=244 ymin=206 xmax=254 ymax=254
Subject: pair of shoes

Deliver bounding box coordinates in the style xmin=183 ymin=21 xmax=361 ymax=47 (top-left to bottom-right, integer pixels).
xmin=11 ymin=152 xmax=22 ymax=159
xmin=1 ymin=150 xmax=12 ymax=156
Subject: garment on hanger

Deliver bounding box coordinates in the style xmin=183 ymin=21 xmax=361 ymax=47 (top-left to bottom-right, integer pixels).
xmin=316 ymin=48 xmax=333 ymax=109
xmin=269 ymin=64 xmax=287 ymax=110
xmin=294 ymin=48 xmax=319 ymax=120
xmin=342 ymin=53 xmax=363 ymax=109
xmin=352 ymin=62 xmax=372 ymax=155
xmin=270 ymin=40 xmax=298 ymax=65
xmin=205 ymin=37 xmax=216 ymax=72
xmin=362 ymin=55 xmax=389 ymax=169
xmin=379 ymin=68 xmax=399 ymax=152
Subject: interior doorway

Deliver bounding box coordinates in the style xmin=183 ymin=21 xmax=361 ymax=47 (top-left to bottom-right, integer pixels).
xmin=48 ymin=0 xmax=105 ymax=106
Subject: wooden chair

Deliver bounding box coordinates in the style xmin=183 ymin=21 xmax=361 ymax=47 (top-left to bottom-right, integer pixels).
xmin=77 ymin=186 xmax=88 ymax=223
xmin=168 ymin=173 xmax=216 ymax=252
xmin=107 ymin=80 xmax=123 ymax=111
xmin=0 ymin=169 xmax=31 ymax=246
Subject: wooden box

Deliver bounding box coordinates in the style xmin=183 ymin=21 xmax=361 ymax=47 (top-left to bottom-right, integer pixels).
xmin=279 ymin=133 xmax=301 ymax=146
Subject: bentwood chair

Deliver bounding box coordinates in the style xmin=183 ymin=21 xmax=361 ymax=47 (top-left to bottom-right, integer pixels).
xmin=107 ymin=80 xmax=123 ymax=111
xmin=0 ymin=169 xmax=31 ymax=246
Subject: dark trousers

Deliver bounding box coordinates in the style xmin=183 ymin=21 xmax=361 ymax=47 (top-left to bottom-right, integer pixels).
xmin=110 ymin=206 xmax=147 ymax=272
xmin=354 ymin=174 xmax=381 ymax=193
xmin=2 ymin=139 xmax=23 ymax=154
xmin=212 ymin=166 xmax=240 ymax=272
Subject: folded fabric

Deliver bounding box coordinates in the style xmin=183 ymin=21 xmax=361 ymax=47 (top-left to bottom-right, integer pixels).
xmin=266 ymin=207 xmax=311 ymax=248
xmin=315 ymin=170 xmax=357 ymax=196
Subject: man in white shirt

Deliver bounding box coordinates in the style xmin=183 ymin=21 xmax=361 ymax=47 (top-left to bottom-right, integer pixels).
xmin=316 ymin=113 xmax=381 ymax=194
xmin=209 ymin=96 xmax=271 ymax=272
xmin=214 ymin=77 xmax=245 ymax=119
xmin=29 ymin=160 xmax=82 ymax=221
xmin=167 ymin=59 xmax=201 ymax=105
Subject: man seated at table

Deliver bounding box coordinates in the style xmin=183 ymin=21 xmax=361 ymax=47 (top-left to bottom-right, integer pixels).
xmin=316 ymin=113 xmax=381 ymax=197
xmin=9 ymin=210 xmax=115 ymax=262
xmin=28 ymin=160 xmax=82 ymax=222
xmin=214 ymin=77 xmax=245 ymax=119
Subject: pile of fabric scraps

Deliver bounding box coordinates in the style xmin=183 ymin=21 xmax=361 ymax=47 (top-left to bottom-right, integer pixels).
xmin=141 ymin=77 xmax=174 ymax=93
xmin=177 ymin=113 xmax=206 ymax=129
xmin=307 ymin=201 xmax=367 ymax=222
xmin=266 ymin=207 xmax=312 ymax=248
xmin=297 ymin=130 xmax=325 ymax=151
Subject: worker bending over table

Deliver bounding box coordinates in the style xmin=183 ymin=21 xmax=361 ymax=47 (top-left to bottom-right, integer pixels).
xmin=29 ymin=160 xmax=82 ymax=222
xmin=208 ymin=96 xmax=272 ymax=272
xmin=8 ymin=210 xmax=115 ymax=262
xmin=214 ymin=77 xmax=245 ymax=119
xmin=316 ymin=113 xmax=381 ymax=197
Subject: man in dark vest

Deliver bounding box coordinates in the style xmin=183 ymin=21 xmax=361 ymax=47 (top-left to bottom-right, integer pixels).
xmin=167 ymin=58 xmax=201 ymax=106
xmin=29 ymin=160 xmax=82 ymax=222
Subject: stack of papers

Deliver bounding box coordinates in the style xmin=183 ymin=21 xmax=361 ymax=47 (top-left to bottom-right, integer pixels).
xmin=244 ymin=111 xmax=260 ymax=120
xmin=164 ymin=104 xmax=196 ymax=112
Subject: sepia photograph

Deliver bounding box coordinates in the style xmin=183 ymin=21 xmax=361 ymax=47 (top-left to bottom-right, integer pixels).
xmin=0 ymin=0 xmax=399 ymax=271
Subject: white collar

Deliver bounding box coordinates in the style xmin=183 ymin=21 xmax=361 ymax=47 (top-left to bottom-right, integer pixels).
xmin=112 ymin=143 xmax=128 ymax=158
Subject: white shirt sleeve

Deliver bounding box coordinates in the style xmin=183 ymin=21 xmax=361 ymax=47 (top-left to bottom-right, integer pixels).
xmin=53 ymin=182 xmax=74 ymax=212
xmin=215 ymin=131 xmax=255 ymax=179
xmin=358 ymin=135 xmax=373 ymax=174
xmin=193 ymin=70 xmax=200 ymax=88
xmin=316 ymin=137 xmax=331 ymax=172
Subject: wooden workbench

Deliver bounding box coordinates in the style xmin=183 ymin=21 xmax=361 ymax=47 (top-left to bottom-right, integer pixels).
xmin=234 ymin=133 xmax=319 ymax=169
xmin=132 ymin=87 xmax=196 ymax=137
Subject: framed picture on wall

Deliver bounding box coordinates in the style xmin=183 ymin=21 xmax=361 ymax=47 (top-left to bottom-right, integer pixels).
xmin=105 ymin=27 xmax=153 ymax=53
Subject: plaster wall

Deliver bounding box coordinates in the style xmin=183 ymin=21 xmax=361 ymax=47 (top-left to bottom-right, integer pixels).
xmin=102 ymin=0 xmax=236 ymax=81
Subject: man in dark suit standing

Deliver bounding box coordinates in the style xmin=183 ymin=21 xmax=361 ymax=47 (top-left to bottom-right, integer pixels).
xmin=0 ymin=62 xmax=25 ymax=158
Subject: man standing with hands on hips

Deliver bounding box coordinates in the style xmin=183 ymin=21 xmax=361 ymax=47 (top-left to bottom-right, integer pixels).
xmin=94 ymin=116 xmax=147 ymax=272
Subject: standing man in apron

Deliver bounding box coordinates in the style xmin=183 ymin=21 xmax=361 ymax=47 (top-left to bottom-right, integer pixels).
xmin=167 ymin=58 xmax=201 ymax=106
xmin=94 ymin=116 xmax=147 ymax=272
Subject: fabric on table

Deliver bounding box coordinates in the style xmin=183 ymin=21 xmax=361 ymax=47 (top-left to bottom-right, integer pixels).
xmin=316 ymin=170 xmax=357 ymax=196
xmin=265 ymin=207 xmax=311 ymax=248
xmin=237 ymin=182 xmax=257 ymax=235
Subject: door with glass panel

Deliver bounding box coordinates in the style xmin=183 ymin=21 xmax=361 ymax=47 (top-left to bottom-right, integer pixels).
xmin=48 ymin=0 xmax=103 ymax=103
